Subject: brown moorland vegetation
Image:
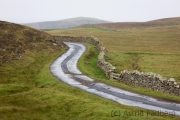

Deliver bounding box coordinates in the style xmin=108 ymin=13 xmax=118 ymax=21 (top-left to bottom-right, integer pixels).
xmin=0 ymin=21 xmax=57 ymax=66
xmin=80 ymin=17 xmax=180 ymax=30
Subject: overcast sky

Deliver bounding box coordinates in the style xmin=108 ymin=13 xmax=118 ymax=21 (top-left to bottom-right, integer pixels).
xmin=0 ymin=0 xmax=180 ymax=23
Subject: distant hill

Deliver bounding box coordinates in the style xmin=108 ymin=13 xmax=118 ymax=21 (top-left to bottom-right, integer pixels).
xmin=0 ymin=21 xmax=56 ymax=65
xmin=80 ymin=17 xmax=180 ymax=30
xmin=23 ymin=17 xmax=111 ymax=30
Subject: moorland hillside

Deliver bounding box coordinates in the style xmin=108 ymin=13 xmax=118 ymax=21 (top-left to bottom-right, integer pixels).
xmin=0 ymin=21 xmax=57 ymax=66
xmin=80 ymin=17 xmax=180 ymax=30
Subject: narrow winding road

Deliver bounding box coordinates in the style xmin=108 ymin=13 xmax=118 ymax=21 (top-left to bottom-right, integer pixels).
xmin=50 ymin=42 xmax=180 ymax=116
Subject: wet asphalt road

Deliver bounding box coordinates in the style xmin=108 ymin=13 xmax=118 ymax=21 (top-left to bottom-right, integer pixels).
xmin=50 ymin=42 xmax=180 ymax=116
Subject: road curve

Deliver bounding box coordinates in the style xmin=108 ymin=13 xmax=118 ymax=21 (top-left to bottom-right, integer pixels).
xmin=50 ymin=42 xmax=180 ymax=116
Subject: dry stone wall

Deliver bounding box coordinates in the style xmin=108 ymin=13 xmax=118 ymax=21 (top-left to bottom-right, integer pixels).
xmin=54 ymin=36 xmax=180 ymax=96
xmin=119 ymin=70 xmax=180 ymax=96
xmin=54 ymin=36 xmax=99 ymax=45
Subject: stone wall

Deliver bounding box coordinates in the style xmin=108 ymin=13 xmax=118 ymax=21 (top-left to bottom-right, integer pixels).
xmin=54 ymin=36 xmax=180 ymax=96
xmin=54 ymin=36 xmax=99 ymax=45
xmin=119 ymin=70 xmax=180 ymax=96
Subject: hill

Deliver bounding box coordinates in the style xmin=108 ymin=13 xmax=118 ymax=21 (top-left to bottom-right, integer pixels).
xmin=23 ymin=17 xmax=110 ymax=30
xmin=80 ymin=17 xmax=180 ymax=30
xmin=0 ymin=21 xmax=58 ymax=66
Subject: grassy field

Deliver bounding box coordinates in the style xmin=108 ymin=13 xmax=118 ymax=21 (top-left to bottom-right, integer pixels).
xmin=46 ymin=25 xmax=180 ymax=82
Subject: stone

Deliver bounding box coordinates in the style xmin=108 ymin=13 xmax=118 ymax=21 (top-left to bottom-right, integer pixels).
xmin=53 ymin=43 xmax=57 ymax=46
xmin=175 ymin=85 xmax=179 ymax=88
xmin=169 ymin=78 xmax=175 ymax=82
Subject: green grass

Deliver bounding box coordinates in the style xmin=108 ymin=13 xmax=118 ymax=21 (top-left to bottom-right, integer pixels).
xmin=78 ymin=44 xmax=107 ymax=80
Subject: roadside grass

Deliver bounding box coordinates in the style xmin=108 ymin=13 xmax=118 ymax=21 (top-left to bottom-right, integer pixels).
xmin=2 ymin=45 xmax=178 ymax=120
xmin=78 ymin=44 xmax=107 ymax=80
